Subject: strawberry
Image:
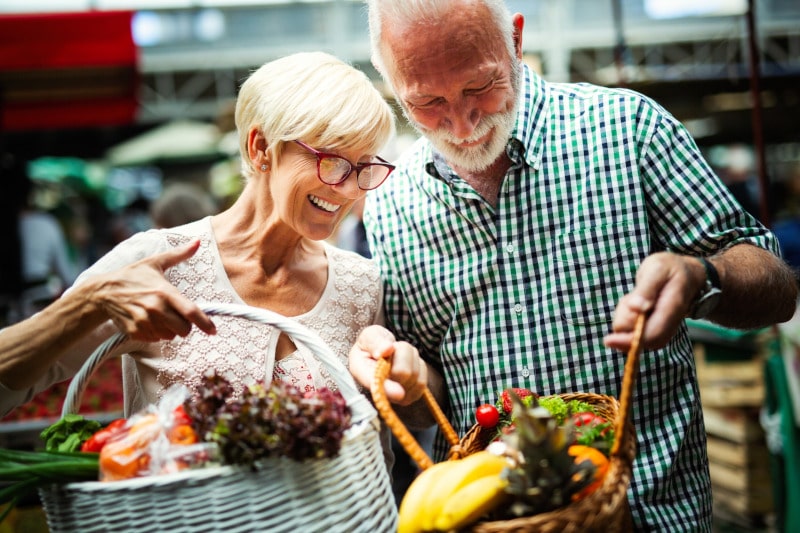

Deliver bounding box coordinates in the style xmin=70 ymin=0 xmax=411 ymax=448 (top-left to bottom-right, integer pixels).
xmin=498 ymin=387 xmax=537 ymax=414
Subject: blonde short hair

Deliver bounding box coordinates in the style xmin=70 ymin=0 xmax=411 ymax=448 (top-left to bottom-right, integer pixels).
xmin=235 ymin=51 xmax=395 ymax=180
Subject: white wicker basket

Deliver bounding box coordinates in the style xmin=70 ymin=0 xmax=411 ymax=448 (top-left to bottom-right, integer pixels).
xmin=39 ymin=303 xmax=398 ymax=533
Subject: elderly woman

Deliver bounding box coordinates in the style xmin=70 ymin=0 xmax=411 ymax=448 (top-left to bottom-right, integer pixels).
xmin=0 ymin=51 xmax=398 ymax=415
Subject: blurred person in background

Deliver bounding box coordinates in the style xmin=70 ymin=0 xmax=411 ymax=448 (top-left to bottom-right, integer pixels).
xmin=0 ymin=240 xmax=217 ymax=387
xmin=10 ymin=156 xmax=76 ymax=320
xmin=335 ymin=196 xmax=371 ymax=258
xmin=150 ymin=182 xmax=219 ymax=229
xmin=772 ymin=161 xmax=800 ymax=276
xmin=348 ymin=1 xmax=799 ymax=530
xmin=717 ymin=144 xmax=761 ymax=220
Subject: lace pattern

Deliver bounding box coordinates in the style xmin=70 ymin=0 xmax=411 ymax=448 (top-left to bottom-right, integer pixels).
xmin=134 ymin=219 xmax=381 ymax=403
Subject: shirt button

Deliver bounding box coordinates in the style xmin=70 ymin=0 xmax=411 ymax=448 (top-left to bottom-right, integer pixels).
xmin=521 ymin=369 xmax=530 ymax=378
xmin=514 ymin=303 xmax=523 ymax=314
xmin=506 ymin=243 xmax=515 ymax=254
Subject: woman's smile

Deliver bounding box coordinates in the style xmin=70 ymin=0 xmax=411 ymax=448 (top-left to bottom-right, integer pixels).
xmin=308 ymin=194 xmax=341 ymax=213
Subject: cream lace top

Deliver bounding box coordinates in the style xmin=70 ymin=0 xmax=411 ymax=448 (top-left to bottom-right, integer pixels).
xmin=0 ymin=217 xmax=383 ymax=416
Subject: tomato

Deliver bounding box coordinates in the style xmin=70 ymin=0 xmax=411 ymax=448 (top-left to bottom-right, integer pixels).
xmin=571 ymin=412 xmax=612 ymax=445
xmin=80 ymin=418 xmax=128 ymax=453
xmin=572 ymin=412 xmax=602 ymax=427
xmin=475 ymin=404 xmax=500 ymax=428
xmin=173 ymin=404 xmax=192 ymax=426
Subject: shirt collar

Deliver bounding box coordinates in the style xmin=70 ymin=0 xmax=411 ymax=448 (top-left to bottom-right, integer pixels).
xmin=513 ymin=62 xmax=547 ymax=171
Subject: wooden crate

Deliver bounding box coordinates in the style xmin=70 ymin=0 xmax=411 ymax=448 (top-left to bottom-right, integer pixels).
xmin=704 ymin=407 xmax=774 ymax=518
xmin=695 ymin=343 xmax=765 ymax=407
xmin=703 ymin=406 xmax=765 ymax=443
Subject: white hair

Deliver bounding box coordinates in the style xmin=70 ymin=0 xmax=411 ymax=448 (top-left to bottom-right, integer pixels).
xmin=365 ymin=0 xmax=515 ymax=82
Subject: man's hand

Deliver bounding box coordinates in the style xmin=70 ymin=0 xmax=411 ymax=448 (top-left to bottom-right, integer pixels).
xmin=88 ymin=239 xmax=217 ymax=342
xmin=605 ymin=244 xmax=798 ymax=352
xmin=349 ymin=325 xmax=427 ymax=406
xmin=604 ymin=251 xmax=702 ymax=352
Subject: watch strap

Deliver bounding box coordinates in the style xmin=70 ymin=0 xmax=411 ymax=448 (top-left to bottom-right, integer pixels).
xmin=689 ymin=257 xmax=722 ymax=319
xmin=698 ymin=257 xmax=721 ymax=291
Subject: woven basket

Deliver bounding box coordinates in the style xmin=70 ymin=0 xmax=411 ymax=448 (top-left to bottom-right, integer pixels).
xmin=372 ymin=314 xmax=647 ymax=532
xmin=39 ymin=303 xmax=398 ymax=533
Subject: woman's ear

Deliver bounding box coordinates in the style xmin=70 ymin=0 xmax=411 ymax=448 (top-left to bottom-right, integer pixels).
xmin=247 ymin=128 xmax=270 ymax=170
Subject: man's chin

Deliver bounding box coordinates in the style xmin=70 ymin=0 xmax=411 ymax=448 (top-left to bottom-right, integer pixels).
xmin=433 ymin=140 xmax=504 ymax=173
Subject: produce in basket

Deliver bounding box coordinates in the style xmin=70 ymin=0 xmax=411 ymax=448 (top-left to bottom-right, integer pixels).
xmin=0 ymin=418 xmax=102 ymax=522
xmin=0 ymin=371 xmax=355 ymax=520
xmin=497 ymin=390 xmax=604 ymax=517
xmin=476 ymin=387 xmax=616 ymax=452
xmin=397 ymin=390 xmax=611 ymax=532
xmin=398 ymin=450 xmax=511 ymax=532
xmin=185 ymin=371 xmax=352 ymax=467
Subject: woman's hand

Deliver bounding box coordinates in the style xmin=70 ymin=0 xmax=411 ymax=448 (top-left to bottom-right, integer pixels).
xmin=88 ymin=239 xmax=217 ymax=342
xmin=349 ymin=325 xmax=427 ymax=406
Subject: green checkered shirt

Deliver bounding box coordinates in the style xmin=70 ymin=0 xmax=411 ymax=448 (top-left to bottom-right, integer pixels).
xmin=364 ymin=64 xmax=778 ymax=531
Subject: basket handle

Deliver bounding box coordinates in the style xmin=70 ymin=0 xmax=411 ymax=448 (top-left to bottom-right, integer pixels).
xmin=371 ymin=312 xmax=647 ymax=467
xmin=61 ymin=302 xmax=376 ymax=426
xmin=610 ymin=311 xmax=645 ymax=457
xmin=371 ymin=357 xmax=466 ymax=470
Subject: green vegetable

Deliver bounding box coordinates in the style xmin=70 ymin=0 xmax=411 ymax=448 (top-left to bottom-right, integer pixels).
xmin=0 ymin=448 xmax=99 ymax=521
xmin=536 ymin=396 xmax=595 ymax=425
xmin=40 ymin=414 xmax=102 ymax=452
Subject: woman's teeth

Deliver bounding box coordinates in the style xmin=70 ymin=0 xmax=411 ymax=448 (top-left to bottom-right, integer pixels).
xmin=309 ymin=195 xmax=339 ymax=213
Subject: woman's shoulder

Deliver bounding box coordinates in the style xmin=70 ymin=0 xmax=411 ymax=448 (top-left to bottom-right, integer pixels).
xmin=325 ymin=243 xmax=379 ymax=277
xmin=75 ymin=218 xmax=214 ymax=282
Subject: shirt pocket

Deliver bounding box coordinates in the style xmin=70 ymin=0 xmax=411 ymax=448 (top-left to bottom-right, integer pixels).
xmin=549 ymin=225 xmax=640 ymax=327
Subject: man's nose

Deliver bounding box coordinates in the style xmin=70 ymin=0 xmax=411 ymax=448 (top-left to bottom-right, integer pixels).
xmin=443 ymin=101 xmax=481 ymax=140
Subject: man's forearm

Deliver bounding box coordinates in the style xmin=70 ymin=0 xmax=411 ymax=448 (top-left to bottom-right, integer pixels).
xmin=708 ymin=244 xmax=798 ymax=328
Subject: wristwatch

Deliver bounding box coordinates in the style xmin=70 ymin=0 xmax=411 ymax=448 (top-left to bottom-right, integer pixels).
xmin=689 ymin=257 xmax=722 ymax=319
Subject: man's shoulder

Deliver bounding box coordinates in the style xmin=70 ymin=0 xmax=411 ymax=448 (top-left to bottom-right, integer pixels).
xmin=545 ymin=79 xmax=651 ymax=106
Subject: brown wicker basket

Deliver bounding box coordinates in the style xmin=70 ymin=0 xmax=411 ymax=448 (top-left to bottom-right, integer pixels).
xmin=371 ymin=314 xmax=646 ymax=532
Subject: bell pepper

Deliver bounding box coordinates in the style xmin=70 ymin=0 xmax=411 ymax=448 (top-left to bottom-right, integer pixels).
xmin=80 ymin=418 xmax=128 ymax=453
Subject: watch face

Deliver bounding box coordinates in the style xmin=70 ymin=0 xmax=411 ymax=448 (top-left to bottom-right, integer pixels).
xmin=691 ymin=288 xmax=722 ymax=319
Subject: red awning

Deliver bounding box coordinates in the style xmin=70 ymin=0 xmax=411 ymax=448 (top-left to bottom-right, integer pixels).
xmin=0 ymin=11 xmax=139 ymax=131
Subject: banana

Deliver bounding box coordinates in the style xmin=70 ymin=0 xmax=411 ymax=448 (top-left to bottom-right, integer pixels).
xmin=434 ymin=474 xmax=510 ymax=532
xmin=398 ymin=461 xmax=454 ymax=533
xmin=398 ymin=450 xmax=510 ymax=532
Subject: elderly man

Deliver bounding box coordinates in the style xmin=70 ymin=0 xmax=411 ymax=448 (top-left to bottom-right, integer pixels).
xmin=348 ymin=0 xmax=798 ymax=530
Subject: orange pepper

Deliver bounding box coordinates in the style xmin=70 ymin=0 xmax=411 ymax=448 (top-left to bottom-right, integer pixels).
xmin=168 ymin=424 xmax=198 ymax=446
xmin=99 ymin=435 xmax=151 ymax=481
xmin=99 ymin=413 xmax=160 ymax=481
xmin=568 ymin=444 xmax=610 ymax=501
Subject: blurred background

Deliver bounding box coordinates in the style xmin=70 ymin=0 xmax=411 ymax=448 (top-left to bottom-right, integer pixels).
xmin=0 ymin=1 xmax=799 ymax=532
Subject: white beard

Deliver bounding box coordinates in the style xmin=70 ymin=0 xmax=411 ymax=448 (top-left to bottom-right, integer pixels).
xmin=418 ymin=107 xmax=517 ymax=172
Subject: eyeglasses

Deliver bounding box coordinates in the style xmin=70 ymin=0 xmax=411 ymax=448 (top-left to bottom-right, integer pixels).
xmin=293 ymin=140 xmax=395 ymax=191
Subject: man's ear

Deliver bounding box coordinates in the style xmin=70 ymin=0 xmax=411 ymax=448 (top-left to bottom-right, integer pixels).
xmin=512 ymin=13 xmax=524 ymax=59
xmin=247 ymin=127 xmax=270 ymax=168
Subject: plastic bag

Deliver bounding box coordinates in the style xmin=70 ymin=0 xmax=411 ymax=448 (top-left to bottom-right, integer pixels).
xmin=99 ymin=385 xmax=216 ymax=481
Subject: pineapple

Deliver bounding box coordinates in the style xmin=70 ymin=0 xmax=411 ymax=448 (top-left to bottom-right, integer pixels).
xmin=499 ymin=390 xmax=597 ymax=517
